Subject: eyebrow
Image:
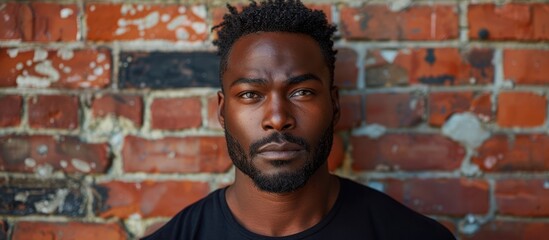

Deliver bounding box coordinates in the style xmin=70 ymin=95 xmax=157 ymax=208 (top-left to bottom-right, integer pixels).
xmin=230 ymin=73 xmax=321 ymax=87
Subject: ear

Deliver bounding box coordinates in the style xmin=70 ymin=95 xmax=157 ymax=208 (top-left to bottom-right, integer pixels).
xmin=330 ymin=86 xmax=340 ymax=125
xmin=217 ymin=90 xmax=225 ymax=128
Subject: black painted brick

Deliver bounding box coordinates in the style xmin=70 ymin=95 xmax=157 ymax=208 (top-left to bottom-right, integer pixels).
xmin=119 ymin=52 xmax=220 ymax=89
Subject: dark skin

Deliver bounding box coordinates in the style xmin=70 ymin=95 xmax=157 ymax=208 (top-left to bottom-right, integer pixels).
xmin=217 ymin=32 xmax=341 ymax=236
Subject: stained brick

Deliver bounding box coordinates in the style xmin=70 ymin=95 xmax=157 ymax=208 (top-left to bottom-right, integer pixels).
xmin=12 ymin=221 xmax=127 ymax=240
xmin=365 ymin=48 xmax=493 ymax=87
xmin=119 ymin=52 xmax=219 ymax=89
xmin=504 ymin=49 xmax=549 ymax=85
xmin=0 ymin=95 xmax=22 ymax=127
xmin=207 ymin=94 xmax=222 ymax=130
xmin=496 ymin=179 xmax=549 ymax=216
xmin=429 ymin=92 xmax=473 ymax=126
xmin=0 ymin=135 xmax=110 ymax=174
xmin=0 ymin=48 xmax=111 ymax=89
xmin=365 ymin=92 xmax=424 ymax=128
xmin=0 ymin=3 xmax=78 ymax=42
xmin=497 ymin=92 xmax=546 ymax=127
xmin=0 ymin=179 xmax=86 ymax=216
xmin=383 ymin=178 xmax=490 ymax=216
xmin=328 ymin=134 xmax=344 ymax=172
xmin=468 ymin=4 xmax=549 ymax=40
xmin=94 ymin=180 xmax=209 ymax=218
xmin=151 ymin=97 xmax=202 ymax=130
xmin=340 ymin=5 xmax=458 ymax=40
xmin=334 ymin=48 xmax=358 ymax=89
xmin=122 ymin=135 xmax=232 ymax=173
xmin=470 ymin=93 xmax=493 ymax=122
xmin=472 ymin=134 xmax=549 ymax=172
xmin=336 ymin=94 xmax=362 ymax=130
xmin=351 ymin=134 xmax=465 ymax=171
xmin=28 ymin=95 xmax=79 ymax=129
xmin=86 ymin=4 xmax=207 ymax=41
xmin=461 ymin=221 xmax=549 ymax=240
xmin=91 ymin=94 xmax=143 ymax=128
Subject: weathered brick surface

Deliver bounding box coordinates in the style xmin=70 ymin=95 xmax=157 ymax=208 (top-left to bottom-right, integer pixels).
xmin=497 ymin=92 xmax=546 ymax=128
xmin=28 ymin=95 xmax=79 ymax=129
xmin=336 ymin=94 xmax=362 ymax=130
xmin=151 ymin=97 xmax=202 ymax=130
xmin=428 ymin=92 xmax=492 ymax=126
xmin=473 ymin=134 xmax=549 ymax=172
xmin=461 ymin=221 xmax=549 ymax=240
xmin=365 ymin=92 xmax=424 ymax=128
xmin=327 ymin=134 xmax=344 ymax=172
xmin=122 ymin=135 xmax=232 ymax=173
xmin=0 ymin=2 xmax=78 ymax=42
xmin=0 ymin=95 xmax=22 ymax=127
xmin=119 ymin=52 xmax=219 ymax=89
xmin=383 ymin=178 xmax=490 ymax=216
xmin=340 ymin=5 xmax=458 ymax=40
xmin=91 ymin=94 xmax=143 ymax=128
xmin=504 ymin=49 xmax=549 ymax=85
xmin=334 ymin=48 xmax=358 ymax=89
xmin=94 ymin=180 xmax=209 ymax=218
xmin=0 ymin=179 xmax=86 ymax=216
xmin=496 ymin=179 xmax=549 ymax=216
xmin=12 ymin=221 xmax=127 ymax=240
xmin=365 ymin=48 xmax=493 ymax=87
xmin=351 ymin=134 xmax=465 ymax=171
xmin=0 ymin=48 xmax=111 ymax=88
xmin=0 ymin=135 xmax=110 ymax=174
xmin=86 ymin=4 xmax=207 ymax=41
xmin=468 ymin=4 xmax=549 ymax=40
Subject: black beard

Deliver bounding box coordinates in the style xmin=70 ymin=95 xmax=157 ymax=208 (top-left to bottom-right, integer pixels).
xmin=224 ymin=126 xmax=333 ymax=193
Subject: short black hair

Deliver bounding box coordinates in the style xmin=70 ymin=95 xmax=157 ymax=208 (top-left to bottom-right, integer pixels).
xmin=212 ymin=0 xmax=337 ymax=88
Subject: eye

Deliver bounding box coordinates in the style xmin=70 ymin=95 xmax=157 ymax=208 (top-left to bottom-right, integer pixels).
xmin=239 ymin=92 xmax=260 ymax=99
xmin=291 ymin=89 xmax=314 ymax=97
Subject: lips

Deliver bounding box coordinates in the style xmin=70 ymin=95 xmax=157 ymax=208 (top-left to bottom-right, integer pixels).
xmin=256 ymin=141 xmax=305 ymax=160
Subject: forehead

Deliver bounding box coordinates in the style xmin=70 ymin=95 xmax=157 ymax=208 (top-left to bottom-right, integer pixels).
xmin=223 ymin=32 xmax=328 ymax=83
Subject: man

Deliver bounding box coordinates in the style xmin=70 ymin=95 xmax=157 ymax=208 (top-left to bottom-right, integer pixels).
xmin=144 ymin=0 xmax=455 ymax=239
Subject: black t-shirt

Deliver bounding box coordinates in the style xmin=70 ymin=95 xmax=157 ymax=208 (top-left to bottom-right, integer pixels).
xmin=143 ymin=177 xmax=455 ymax=239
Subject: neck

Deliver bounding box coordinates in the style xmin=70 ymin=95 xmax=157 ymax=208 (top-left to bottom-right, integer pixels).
xmin=225 ymin=164 xmax=340 ymax=237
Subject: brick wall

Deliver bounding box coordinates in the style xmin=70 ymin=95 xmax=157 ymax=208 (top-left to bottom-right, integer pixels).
xmin=1 ymin=0 xmax=548 ymax=239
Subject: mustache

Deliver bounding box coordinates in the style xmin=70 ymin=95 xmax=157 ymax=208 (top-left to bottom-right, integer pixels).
xmin=249 ymin=132 xmax=310 ymax=158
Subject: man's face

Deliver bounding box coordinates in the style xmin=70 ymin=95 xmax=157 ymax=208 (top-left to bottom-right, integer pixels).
xmin=218 ymin=32 xmax=339 ymax=193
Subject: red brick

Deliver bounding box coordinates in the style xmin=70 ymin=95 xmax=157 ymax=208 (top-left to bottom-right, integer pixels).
xmin=365 ymin=92 xmax=424 ymax=127
xmin=384 ymin=178 xmax=490 ymax=216
xmin=504 ymin=49 xmax=549 ymax=85
xmin=0 ymin=3 xmax=78 ymax=42
xmin=86 ymin=4 xmax=207 ymax=41
xmin=0 ymin=48 xmax=111 ymax=88
xmin=328 ymin=134 xmax=344 ymax=172
xmin=472 ymin=134 xmax=549 ymax=172
xmin=470 ymin=93 xmax=493 ymax=122
xmin=122 ymin=135 xmax=232 ymax=173
xmin=336 ymin=94 xmax=362 ymax=130
xmin=151 ymin=97 xmax=202 ymax=130
xmin=351 ymin=134 xmax=465 ymax=171
xmin=340 ymin=5 xmax=458 ymax=40
xmin=461 ymin=221 xmax=549 ymax=240
xmin=468 ymin=4 xmax=549 ymax=40
xmin=496 ymin=179 xmax=549 ymax=216
xmin=334 ymin=48 xmax=358 ymax=89
xmin=429 ymin=92 xmax=473 ymax=126
xmin=95 ymin=180 xmax=209 ymax=218
xmin=365 ymin=48 xmax=493 ymax=86
xmin=497 ymin=92 xmax=546 ymax=127
xmin=0 ymin=95 xmax=22 ymax=127
xmin=0 ymin=135 xmax=110 ymax=174
xmin=207 ymin=94 xmax=222 ymax=130
xmin=12 ymin=221 xmax=126 ymax=240
xmin=28 ymin=95 xmax=78 ymax=129
xmin=92 ymin=94 xmax=143 ymax=127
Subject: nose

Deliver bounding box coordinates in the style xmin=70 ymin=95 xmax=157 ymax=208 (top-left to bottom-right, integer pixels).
xmin=261 ymin=94 xmax=295 ymax=131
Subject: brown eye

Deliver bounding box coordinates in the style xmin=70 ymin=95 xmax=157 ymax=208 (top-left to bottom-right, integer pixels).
xmin=291 ymin=90 xmax=313 ymax=97
xmin=240 ymin=92 xmax=259 ymax=99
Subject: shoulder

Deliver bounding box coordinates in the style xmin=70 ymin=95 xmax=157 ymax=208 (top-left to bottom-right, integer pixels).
xmin=141 ymin=188 xmax=224 ymax=240
xmin=337 ymin=177 xmax=455 ymax=239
